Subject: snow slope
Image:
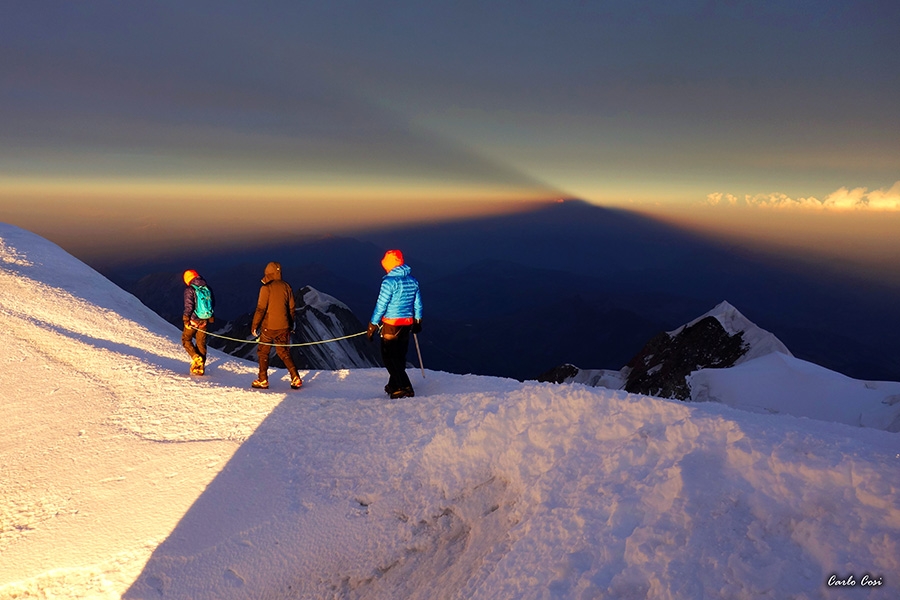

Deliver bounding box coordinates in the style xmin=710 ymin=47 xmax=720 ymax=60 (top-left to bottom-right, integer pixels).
xmin=1 ymin=223 xmax=899 ymax=599
xmin=689 ymin=352 xmax=900 ymax=431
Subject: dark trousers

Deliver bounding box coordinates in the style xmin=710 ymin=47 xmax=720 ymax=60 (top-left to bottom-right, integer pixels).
xmin=182 ymin=321 xmax=207 ymax=362
xmin=258 ymin=328 xmax=299 ymax=380
xmin=381 ymin=324 xmax=412 ymax=392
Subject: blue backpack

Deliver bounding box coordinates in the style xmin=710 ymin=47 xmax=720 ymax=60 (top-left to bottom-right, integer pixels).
xmin=192 ymin=284 xmax=214 ymax=319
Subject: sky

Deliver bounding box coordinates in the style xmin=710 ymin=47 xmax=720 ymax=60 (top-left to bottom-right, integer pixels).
xmin=1 ymin=1 xmax=899 ymax=264
xmin=2 ymin=223 xmax=899 ymax=599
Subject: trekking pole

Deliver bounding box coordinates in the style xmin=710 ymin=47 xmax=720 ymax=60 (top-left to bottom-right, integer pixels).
xmin=413 ymin=333 xmax=425 ymax=378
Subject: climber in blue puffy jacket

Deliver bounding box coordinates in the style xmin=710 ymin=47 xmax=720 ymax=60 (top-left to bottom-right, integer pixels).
xmin=367 ymin=250 xmax=422 ymax=398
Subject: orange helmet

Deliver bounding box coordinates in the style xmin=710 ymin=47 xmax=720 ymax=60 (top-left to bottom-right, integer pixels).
xmin=381 ymin=250 xmax=404 ymax=273
xmin=183 ymin=269 xmax=199 ymax=286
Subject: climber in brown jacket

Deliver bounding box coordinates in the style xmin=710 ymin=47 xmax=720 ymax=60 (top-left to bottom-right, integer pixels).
xmin=250 ymin=261 xmax=302 ymax=390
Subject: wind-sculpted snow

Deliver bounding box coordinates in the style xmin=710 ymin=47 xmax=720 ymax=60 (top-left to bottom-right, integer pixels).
xmin=416 ymin=389 xmax=900 ymax=598
xmin=2 ymin=223 xmax=899 ymax=599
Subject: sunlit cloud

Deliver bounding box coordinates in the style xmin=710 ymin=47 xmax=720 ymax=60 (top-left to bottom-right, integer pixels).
xmin=706 ymin=182 xmax=900 ymax=211
xmin=646 ymin=182 xmax=900 ymax=289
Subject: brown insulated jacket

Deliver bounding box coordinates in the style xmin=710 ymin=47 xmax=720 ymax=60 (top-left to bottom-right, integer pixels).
xmin=252 ymin=262 xmax=296 ymax=332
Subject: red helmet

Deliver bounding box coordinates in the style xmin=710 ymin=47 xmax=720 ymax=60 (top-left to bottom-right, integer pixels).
xmin=183 ymin=269 xmax=199 ymax=286
xmin=381 ymin=250 xmax=404 ymax=273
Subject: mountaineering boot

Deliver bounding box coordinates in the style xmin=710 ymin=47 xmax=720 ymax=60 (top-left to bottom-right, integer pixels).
xmin=251 ymin=379 xmax=269 ymax=389
xmin=390 ymin=387 xmax=415 ymax=399
xmin=290 ymin=375 xmax=303 ymax=389
xmin=190 ymin=355 xmax=204 ymax=375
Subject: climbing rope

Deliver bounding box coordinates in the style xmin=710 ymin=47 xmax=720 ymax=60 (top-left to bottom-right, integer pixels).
xmin=188 ymin=324 xmax=367 ymax=348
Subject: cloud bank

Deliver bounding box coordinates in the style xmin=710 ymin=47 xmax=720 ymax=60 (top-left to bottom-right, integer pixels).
xmin=706 ymin=182 xmax=900 ymax=211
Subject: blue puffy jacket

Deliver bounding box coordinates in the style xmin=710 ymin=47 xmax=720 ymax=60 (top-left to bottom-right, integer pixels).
xmin=370 ymin=264 xmax=422 ymax=324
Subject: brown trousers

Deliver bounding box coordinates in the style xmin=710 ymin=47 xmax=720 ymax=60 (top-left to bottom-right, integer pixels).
xmin=182 ymin=320 xmax=208 ymax=362
xmin=257 ymin=328 xmax=299 ymax=380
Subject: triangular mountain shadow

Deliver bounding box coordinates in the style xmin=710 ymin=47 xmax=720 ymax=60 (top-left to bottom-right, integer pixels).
xmin=107 ymin=200 xmax=900 ymax=382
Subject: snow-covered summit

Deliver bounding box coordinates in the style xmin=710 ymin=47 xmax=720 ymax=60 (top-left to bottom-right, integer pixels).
xmin=540 ymin=300 xmax=789 ymax=396
xmin=300 ymin=285 xmax=342 ymax=311
xmin=670 ymin=300 xmax=792 ymax=365
xmin=2 ymin=224 xmax=899 ymax=599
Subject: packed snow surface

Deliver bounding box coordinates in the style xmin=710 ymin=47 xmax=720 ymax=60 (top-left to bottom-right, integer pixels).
xmin=1 ymin=223 xmax=899 ymax=599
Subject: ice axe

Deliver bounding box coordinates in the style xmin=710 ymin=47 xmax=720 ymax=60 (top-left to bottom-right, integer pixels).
xmin=413 ymin=333 xmax=425 ymax=378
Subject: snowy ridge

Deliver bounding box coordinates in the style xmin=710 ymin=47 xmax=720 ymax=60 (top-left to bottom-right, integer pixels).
xmin=301 ymin=286 xmax=343 ymax=311
xmin=2 ymin=223 xmax=900 ymax=599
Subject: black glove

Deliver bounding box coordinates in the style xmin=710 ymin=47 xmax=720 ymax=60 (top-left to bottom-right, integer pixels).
xmin=366 ymin=322 xmax=378 ymax=341
xmin=412 ymin=319 xmax=422 ymax=334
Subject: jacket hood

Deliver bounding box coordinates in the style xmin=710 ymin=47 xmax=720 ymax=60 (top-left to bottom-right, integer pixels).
xmin=262 ymin=261 xmax=283 ymax=284
xmin=385 ymin=264 xmax=411 ymax=278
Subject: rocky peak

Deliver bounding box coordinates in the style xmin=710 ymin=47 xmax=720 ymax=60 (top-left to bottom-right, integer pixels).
xmin=623 ymin=315 xmax=747 ymax=400
xmin=538 ymin=301 xmax=791 ymax=401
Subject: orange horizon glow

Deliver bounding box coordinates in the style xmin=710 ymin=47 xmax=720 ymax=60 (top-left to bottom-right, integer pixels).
xmin=0 ymin=175 xmax=558 ymax=262
xmin=4 ymin=174 xmax=900 ymax=289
